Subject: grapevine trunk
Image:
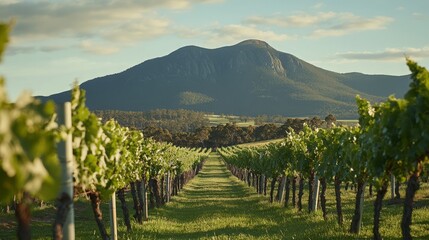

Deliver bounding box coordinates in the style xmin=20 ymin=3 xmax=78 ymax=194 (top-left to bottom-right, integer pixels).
xmin=269 ymin=178 xmax=276 ymax=203
xmin=350 ymin=180 xmax=365 ymax=234
xmin=292 ymin=176 xmax=297 ymax=208
xmin=373 ymin=180 xmax=388 ymax=240
xmin=117 ymin=188 xmax=131 ymax=232
xmin=136 ymin=180 xmax=145 ymax=221
xmin=53 ymin=192 xmax=73 ymax=240
xmin=130 ymin=182 xmax=142 ymax=223
xmin=284 ymin=176 xmax=291 ymax=208
xmin=401 ymin=162 xmax=422 ymax=240
xmin=88 ymin=192 xmax=109 ymax=240
xmin=320 ymin=178 xmax=327 ymax=220
xmin=298 ymin=175 xmax=304 ymax=212
xmin=308 ymin=170 xmax=314 ymax=213
xmin=334 ymin=176 xmax=343 ymax=226
xmin=15 ymin=193 xmax=31 ymax=240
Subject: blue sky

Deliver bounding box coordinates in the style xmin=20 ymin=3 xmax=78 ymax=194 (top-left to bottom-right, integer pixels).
xmin=1 ymin=0 xmax=428 ymax=100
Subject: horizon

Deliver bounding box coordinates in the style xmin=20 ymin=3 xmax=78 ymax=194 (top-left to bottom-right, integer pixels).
xmin=1 ymin=0 xmax=428 ymax=100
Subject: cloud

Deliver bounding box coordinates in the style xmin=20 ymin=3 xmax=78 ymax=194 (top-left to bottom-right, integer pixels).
xmin=246 ymin=12 xmax=393 ymax=38
xmin=0 ymin=0 xmax=19 ymax=5
xmin=6 ymin=46 xmax=36 ymax=55
xmin=311 ymin=16 xmax=393 ymax=38
xmin=103 ymin=18 xmax=170 ymax=43
xmin=6 ymin=45 xmax=68 ymax=55
xmin=80 ymin=41 xmax=119 ymax=55
xmin=173 ymin=23 xmax=292 ymax=46
xmin=313 ymin=3 xmax=323 ymax=9
xmin=336 ymin=47 xmax=429 ymax=61
xmin=205 ymin=24 xmax=291 ymax=45
xmin=0 ymin=0 xmax=220 ymax=53
xmin=246 ymin=12 xmax=337 ymax=28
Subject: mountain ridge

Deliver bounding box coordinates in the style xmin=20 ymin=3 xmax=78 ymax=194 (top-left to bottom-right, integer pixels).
xmin=42 ymin=39 xmax=410 ymax=118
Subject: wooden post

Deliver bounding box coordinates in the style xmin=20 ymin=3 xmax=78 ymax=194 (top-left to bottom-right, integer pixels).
xmin=312 ymin=175 xmax=320 ymax=211
xmin=109 ymin=192 xmax=117 ymax=240
xmin=390 ymin=174 xmax=395 ymax=200
xmin=58 ymin=102 xmax=75 ymax=239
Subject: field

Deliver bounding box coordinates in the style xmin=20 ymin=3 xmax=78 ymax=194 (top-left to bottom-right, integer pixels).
xmin=206 ymin=113 xmax=358 ymax=128
xmin=236 ymin=138 xmax=284 ymax=147
xmin=1 ymin=153 xmax=428 ymax=239
xmin=206 ymin=114 xmax=255 ymax=127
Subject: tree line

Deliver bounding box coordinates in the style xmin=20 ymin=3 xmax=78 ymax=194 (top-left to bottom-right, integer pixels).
xmin=94 ymin=109 xmax=209 ymax=133
xmin=142 ymin=116 xmax=333 ymax=148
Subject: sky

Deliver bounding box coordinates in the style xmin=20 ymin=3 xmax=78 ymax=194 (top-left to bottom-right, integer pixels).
xmin=1 ymin=0 xmax=428 ymax=100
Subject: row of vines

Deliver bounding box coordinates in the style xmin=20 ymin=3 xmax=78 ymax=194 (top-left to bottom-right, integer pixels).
xmin=220 ymin=59 xmax=429 ymax=240
xmin=0 ymin=22 xmax=210 ymax=240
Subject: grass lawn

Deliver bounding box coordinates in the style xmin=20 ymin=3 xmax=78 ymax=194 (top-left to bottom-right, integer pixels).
xmin=1 ymin=153 xmax=428 ymax=239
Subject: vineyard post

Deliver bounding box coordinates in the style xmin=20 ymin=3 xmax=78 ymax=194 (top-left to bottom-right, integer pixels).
xmin=390 ymin=175 xmax=395 ymax=200
xmin=312 ymin=174 xmax=320 ymax=211
xmin=109 ymin=192 xmax=117 ymax=240
xmin=278 ymin=175 xmax=286 ymax=202
xmin=166 ymin=172 xmax=170 ymax=203
xmin=359 ymin=184 xmax=365 ymax=229
xmin=58 ymin=102 xmax=75 ymax=239
xmin=259 ymin=175 xmax=265 ymax=194
xmin=142 ymin=183 xmax=149 ymax=221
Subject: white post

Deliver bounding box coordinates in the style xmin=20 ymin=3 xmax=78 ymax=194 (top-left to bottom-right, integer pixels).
xmin=312 ymin=175 xmax=320 ymax=212
xmin=358 ymin=182 xmax=366 ymax=229
xmin=143 ymin=182 xmax=149 ymax=221
xmin=59 ymin=102 xmax=75 ymax=239
xmin=109 ymin=192 xmax=117 ymax=240
xmin=278 ymin=175 xmax=286 ymax=202
xmin=166 ymin=172 xmax=171 ymax=203
xmin=390 ymin=174 xmax=395 ymax=200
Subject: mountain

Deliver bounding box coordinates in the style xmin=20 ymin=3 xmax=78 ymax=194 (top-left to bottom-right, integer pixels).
xmin=42 ymin=39 xmax=410 ymax=118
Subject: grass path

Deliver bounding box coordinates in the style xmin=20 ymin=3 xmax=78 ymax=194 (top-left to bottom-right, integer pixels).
xmin=132 ymin=153 xmax=429 ymax=240
xmin=135 ymin=153 xmax=289 ymax=239
xmin=132 ymin=153 xmax=341 ymax=240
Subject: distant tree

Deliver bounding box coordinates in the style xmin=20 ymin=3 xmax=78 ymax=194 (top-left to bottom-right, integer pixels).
xmin=172 ymin=132 xmax=191 ymax=147
xmin=307 ymin=116 xmax=323 ymax=129
xmin=276 ymin=124 xmax=290 ymax=138
xmin=238 ymin=125 xmax=255 ymax=143
xmin=191 ymin=126 xmax=211 ymax=147
xmin=253 ymin=124 xmax=278 ymax=141
xmin=325 ymin=114 xmax=337 ymax=128
xmin=143 ymin=126 xmax=172 ymax=142
xmin=283 ymin=118 xmax=306 ymax=132
xmin=207 ymin=124 xmax=241 ymax=147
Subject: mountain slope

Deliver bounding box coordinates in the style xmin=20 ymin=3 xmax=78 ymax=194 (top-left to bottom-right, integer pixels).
xmin=42 ymin=39 xmax=410 ymax=118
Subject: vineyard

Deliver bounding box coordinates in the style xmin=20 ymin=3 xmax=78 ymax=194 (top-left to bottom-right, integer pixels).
xmin=0 ymin=23 xmax=210 ymax=240
xmin=219 ymin=58 xmax=429 ymax=240
xmin=1 ymin=21 xmax=429 ymax=240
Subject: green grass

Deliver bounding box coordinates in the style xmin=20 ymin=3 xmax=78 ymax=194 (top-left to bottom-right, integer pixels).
xmin=236 ymin=138 xmax=284 ymax=147
xmin=1 ymin=153 xmax=429 ymax=239
xmin=206 ymin=114 xmax=255 ymax=127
